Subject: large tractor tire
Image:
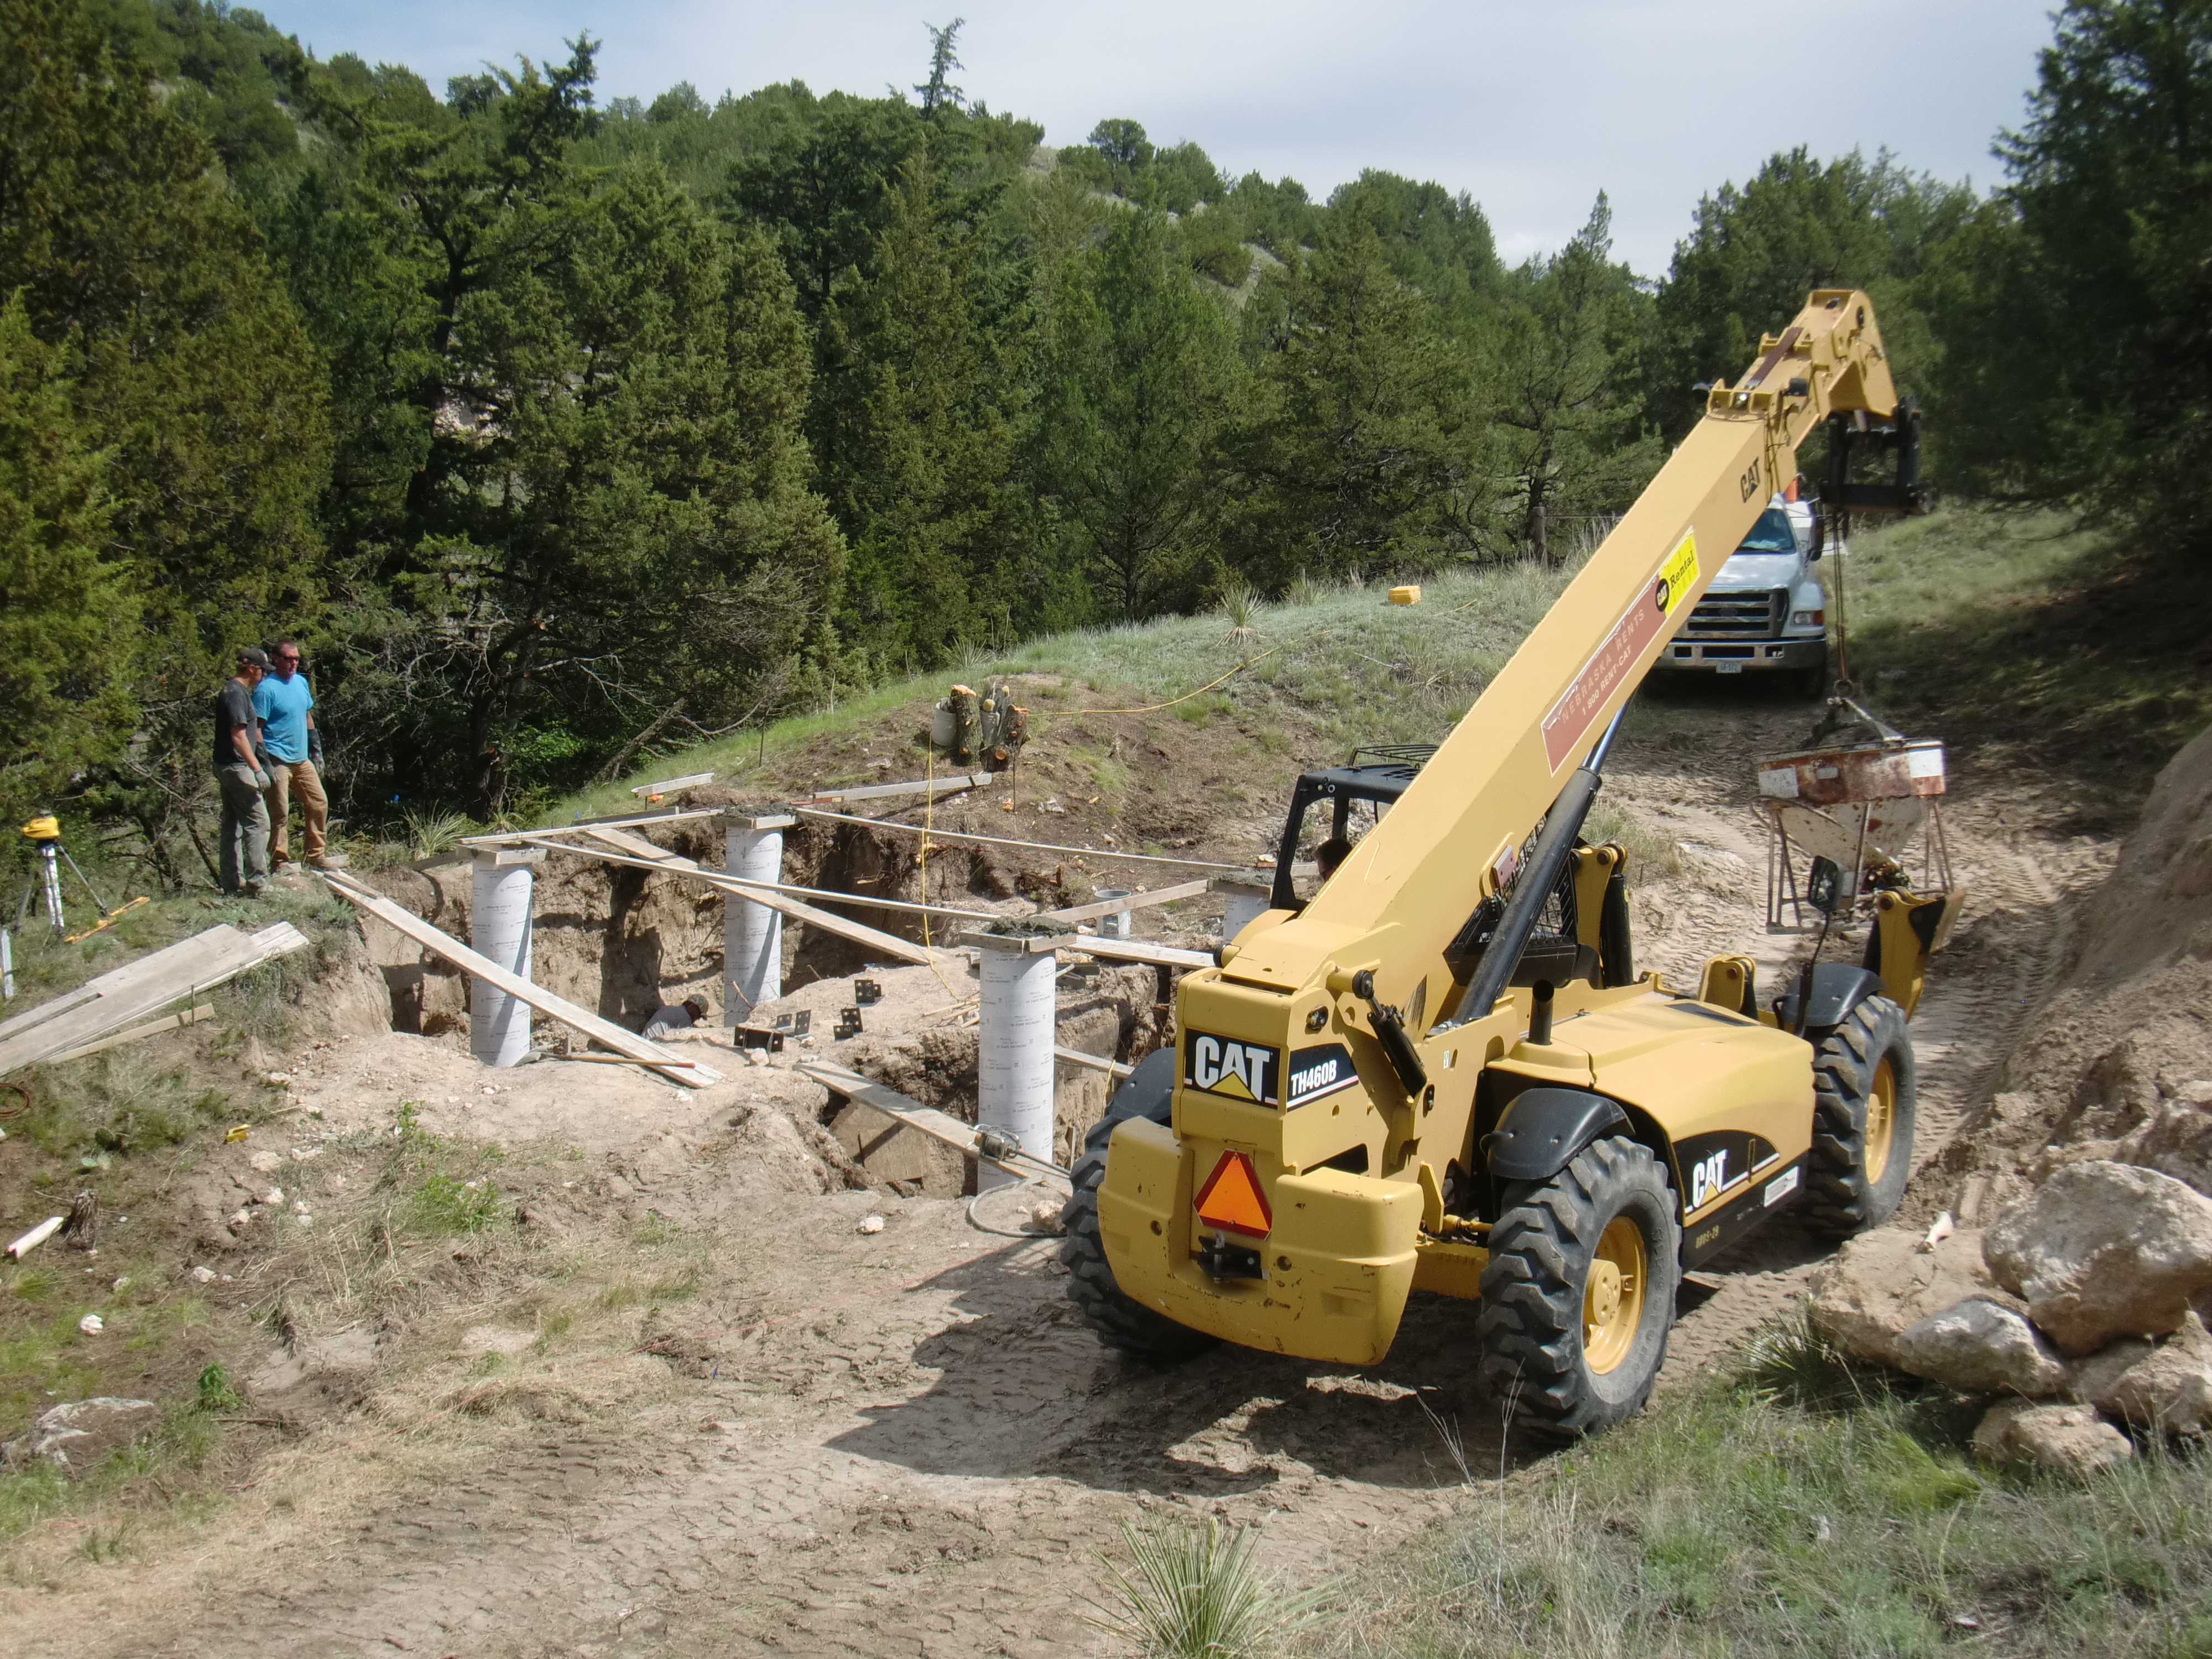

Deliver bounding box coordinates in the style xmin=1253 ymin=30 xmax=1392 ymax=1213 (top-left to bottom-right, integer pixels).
xmin=1477 ymin=1135 xmax=1680 ymax=1440
xmin=1803 ymin=993 xmax=1916 ymax=1235
xmin=1059 ymin=1051 xmax=1218 ymax=1361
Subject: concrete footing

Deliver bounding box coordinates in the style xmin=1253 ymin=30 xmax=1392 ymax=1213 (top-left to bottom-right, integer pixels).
xmin=469 ymin=847 xmax=543 ymax=1066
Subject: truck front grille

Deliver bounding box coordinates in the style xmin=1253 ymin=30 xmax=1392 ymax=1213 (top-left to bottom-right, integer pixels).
xmin=1683 ymin=588 xmax=1786 ymax=640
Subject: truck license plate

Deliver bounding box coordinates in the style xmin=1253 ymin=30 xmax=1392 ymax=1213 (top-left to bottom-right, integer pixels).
xmin=1715 ymin=662 xmax=1744 ymax=674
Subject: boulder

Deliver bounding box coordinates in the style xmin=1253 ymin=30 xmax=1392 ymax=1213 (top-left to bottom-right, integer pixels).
xmin=1984 ymin=1161 xmax=2212 ymax=1354
xmin=1971 ymin=1400 xmax=2134 ymax=1480
xmin=1 ymin=1397 xmax=159 ymax=1474
xmin=1806 ymin=1226 xmax=2015 ymax=1366
xmin=2069 ymin=1312 xmax=2212 ymax=1435
xmin=2117 ymin=1098 xmax=2212 ymax=1198
xmin=1890 ymin=1298 xmax=2069 ymax=1396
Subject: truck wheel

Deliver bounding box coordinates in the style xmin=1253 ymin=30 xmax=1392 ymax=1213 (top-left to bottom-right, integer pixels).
xmin=1477 ymin=1135 xmax=1679 ymax=1439
xmin=1803 ymin=994 xmax=1916 ymax=1235
xmin=1060 ymin=1056 xmax=1218 ymax=1361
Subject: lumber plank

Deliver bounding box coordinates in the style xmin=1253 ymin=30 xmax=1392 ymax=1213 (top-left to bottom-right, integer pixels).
xmin=1068 ymin=937 xmax=1215 ymax=969
xmin=1053 ymin=1045 xmax=1134 ymax=1080
xmin=799 ymin=1062 xmax=1070 ymax=1193
xmin=460 ymin=806 xmax=719 ymax=847
xmin=46 ymin=1005 xmax=213 ymax=1065
xmin=795 ymin=772 xmax=993 ymax=804
xmin=1042 ymin=879 xmax=1210 ymax=924
xmin=319 ymin=875 xmax=721 ymax=1087
xmin=629 ymin=771 xmax=714 ymax=797
xmin=791 ymin=808 xmax=1255 ymax=874
xmin=0 ymin=924 xmax=307 ymax=1078
xmin=544 ymin=829 xmax=951 ymax=967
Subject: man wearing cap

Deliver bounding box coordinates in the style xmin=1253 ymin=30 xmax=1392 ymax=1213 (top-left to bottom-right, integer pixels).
xmin=214 ymin=648 xmax=273 ymax=897
xmin=252 ymin=640 xmax=338 ymax=872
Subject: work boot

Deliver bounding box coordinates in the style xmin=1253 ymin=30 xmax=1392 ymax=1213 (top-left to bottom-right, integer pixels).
xmin=308 ymin=851 xmax=349 ymax=871
xmin=276 ymin=860 xmax=302 ymax=876
xmin=243 ymin=879 xmax=269 ymax=899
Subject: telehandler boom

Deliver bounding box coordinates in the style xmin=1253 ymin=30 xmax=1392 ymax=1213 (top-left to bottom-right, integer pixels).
xmin=1061 ymin=291 xmax=1955 ymax=1437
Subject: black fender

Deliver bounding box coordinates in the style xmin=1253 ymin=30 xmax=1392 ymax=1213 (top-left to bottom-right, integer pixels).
xmin=1774 ymin=963 xmax=1886 ymax=1036
xmin=1483 ymin=1087 xmax=1631 ymax=1184
xmin=1101 ymin=1047 xmax=1176 ymax=1131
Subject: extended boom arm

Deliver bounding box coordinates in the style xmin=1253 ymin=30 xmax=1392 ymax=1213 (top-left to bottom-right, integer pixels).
xmin=1215 ymin=291 xmax=1908 ymax=1029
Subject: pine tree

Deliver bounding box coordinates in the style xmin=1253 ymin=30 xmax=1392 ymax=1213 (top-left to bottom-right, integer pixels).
xmin=1486 ymin=195 xmax=1656 ymax=561
xmin=1226 ymin=185 xmax=1476 ymax=587
xmin=1927 ymin=0 xmax=2212 ymax=535
xmin=811 ymin=138 xmax=1025 ymax=668
xmin=1036 ymin=205 xmax=1237 ymax=620
xmin=0 ymin=0 xmax=327 ymax=873
xmin=0 ymin=296 xmax=133 ymax=828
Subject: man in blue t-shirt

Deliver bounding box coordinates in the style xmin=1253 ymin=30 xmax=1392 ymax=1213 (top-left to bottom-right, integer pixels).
xmin=251 ymin=640 xmax=341 ymax=870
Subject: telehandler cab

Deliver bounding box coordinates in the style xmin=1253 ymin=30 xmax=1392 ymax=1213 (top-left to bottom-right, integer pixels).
xmin=1061 ymin=290 xmax=1959 ymax=1438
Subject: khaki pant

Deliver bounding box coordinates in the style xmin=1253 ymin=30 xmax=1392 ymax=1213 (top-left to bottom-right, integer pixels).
xmin=263 ymin=758 xmax=327 ymax=864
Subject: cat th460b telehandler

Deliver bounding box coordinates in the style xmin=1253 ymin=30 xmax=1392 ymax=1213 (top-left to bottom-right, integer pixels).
xmin=1061 ymin=290 xmax=1959 ymax=1438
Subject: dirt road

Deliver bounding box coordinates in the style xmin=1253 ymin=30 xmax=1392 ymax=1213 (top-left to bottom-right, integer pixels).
xmin=18 ymin=690 xmax=2110 ymax=1659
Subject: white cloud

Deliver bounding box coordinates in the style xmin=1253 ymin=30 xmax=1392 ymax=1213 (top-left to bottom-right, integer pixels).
xmin=263 ymin=0 xmax=2051 ymax=275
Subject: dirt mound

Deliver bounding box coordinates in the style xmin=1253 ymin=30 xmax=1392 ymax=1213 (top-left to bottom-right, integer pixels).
xmin=1928 ymin=722 xmax=2212 ymax=1220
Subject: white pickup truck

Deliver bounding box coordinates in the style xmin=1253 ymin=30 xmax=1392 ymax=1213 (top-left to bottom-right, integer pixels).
xmin=1656 ymin=493 xmax=1832 ymax=697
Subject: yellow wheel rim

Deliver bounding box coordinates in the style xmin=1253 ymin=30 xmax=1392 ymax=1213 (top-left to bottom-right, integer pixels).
xmin=1865 ymin=1056 xmax=1897 ymax=1186
xmin=1583 ymin=1215 xmax=1647 ymax=1375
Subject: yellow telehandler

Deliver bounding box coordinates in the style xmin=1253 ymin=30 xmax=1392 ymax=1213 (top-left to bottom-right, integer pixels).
xmin=1061 ymin=290 xmax=1959 ymax=1437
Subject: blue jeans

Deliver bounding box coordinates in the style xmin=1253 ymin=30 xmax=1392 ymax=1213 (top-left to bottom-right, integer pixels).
xmin=217 ymin=763 xmax=271 ymax=893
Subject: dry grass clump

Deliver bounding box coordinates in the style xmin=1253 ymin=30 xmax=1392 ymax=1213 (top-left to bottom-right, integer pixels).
xmin=1311 ymin=1319 xmax=2212 ymax=1658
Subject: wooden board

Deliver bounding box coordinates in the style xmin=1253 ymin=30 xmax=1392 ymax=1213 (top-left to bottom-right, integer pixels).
xmin=565 ymin=828 xmax=952 ymax=967
xmin=799 ymin=1062 xmax=1070 ymax=1194
xmin=1053 ymin=1045 xmax=1134 ymax=1079
xmin=0 ymin=924 xmax=308 ymax=1079
xmin=797 ymin=772 xmax=993 ymax=804
xmin=461 ymin=806 xmax=719 ymax=847
xmin=1043 ymin=879 xmax=1209 ymax=924
xmin=791 ymin=808 xmax=1254 ymax=874
xmin=630 ymin=771 xmax=714 ymax=797
xmin=320 ymin=874 xmax=722 ymax=1087
xmin=46 ymin=1005 xmax=213 ymax=1065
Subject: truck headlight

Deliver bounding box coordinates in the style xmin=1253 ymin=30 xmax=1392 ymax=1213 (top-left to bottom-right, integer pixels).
xmin=1789 ymin=609 xmax=1824 ymax=627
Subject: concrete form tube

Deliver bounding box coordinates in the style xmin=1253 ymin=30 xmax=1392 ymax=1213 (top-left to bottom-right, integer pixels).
xmin=975 ymin=937 xmax=1057 ymax=1191
xmin=469 ymin=851 xmax=536 ymax=1067
xmin=724 ymin=813 xmax=793 ymax=1022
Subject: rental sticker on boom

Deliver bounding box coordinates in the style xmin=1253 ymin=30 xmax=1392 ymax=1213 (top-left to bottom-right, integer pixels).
xmin=1540 ymin=528 xmax=1699 ymax=773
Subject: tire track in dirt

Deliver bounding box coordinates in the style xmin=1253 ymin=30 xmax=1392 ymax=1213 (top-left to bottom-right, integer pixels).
xmin=1609 ymin=694 xmax=2100 ymax=1384
xmin=38 ymin=696 xmax=2114 ymax=1659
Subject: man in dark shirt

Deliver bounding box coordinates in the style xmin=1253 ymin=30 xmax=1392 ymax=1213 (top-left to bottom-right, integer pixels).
xmin=213 ymin=648 xmax=274 ymax=896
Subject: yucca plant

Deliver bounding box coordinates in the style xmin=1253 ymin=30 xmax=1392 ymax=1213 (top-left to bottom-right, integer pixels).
xmin=1088 ymin=1517 xmax=1327 ymax=1658
xmin=401 ymin=806 xmax=474 ymax=860
xmin=1217 ymin=580 xmax=1263 ymax=662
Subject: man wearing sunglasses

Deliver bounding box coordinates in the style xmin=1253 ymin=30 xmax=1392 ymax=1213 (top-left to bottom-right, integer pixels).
xmin=252 ymin=641 xmax=340 ymax=872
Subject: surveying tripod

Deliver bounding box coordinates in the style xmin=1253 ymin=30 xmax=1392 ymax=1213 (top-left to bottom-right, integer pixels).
xmin=3 ymin=816 xmax=143 ymax=999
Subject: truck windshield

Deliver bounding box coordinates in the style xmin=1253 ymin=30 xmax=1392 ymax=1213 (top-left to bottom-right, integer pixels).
xmin=1736 ymin=507 xmax=1798 ymax=553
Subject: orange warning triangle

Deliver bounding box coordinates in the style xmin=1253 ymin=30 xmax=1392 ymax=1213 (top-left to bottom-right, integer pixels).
xmin=1194 ymin=1151 xmax=1272 ymax=1239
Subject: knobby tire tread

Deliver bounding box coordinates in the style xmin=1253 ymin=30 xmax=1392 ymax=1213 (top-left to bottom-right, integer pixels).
xmin=1802 ymin=994 xmax=1916 ymax=1237
xmin=1475 ymin=1135 xmax=1677 ymax=1441
xmin=1058 ymin=1088 xmax=1217 ymax=1361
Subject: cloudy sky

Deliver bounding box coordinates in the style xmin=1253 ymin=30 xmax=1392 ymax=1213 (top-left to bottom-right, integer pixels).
xmin=257 ymin=1 xmax=2057 ymax=277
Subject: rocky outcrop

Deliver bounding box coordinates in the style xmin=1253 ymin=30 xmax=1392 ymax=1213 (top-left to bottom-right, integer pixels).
xmin=1983 ymin=1161 xmax=2212 ymax=1353
xmin=1971 ymin=1400 xmax=2135 ymax=1479
xmin=2069 ymin=1311 xmax=2212 ymax=1435
xmin=2115 ymin=1090 xmax=2212 ymax=1198
xmin=1 ymin=1396 xmax=159 ymax=1473
xmin=1806 ymin=1227 xmax=2017 ymax=1366
xmin=1889 ymin=1299 xmax=2069 ymax=1397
